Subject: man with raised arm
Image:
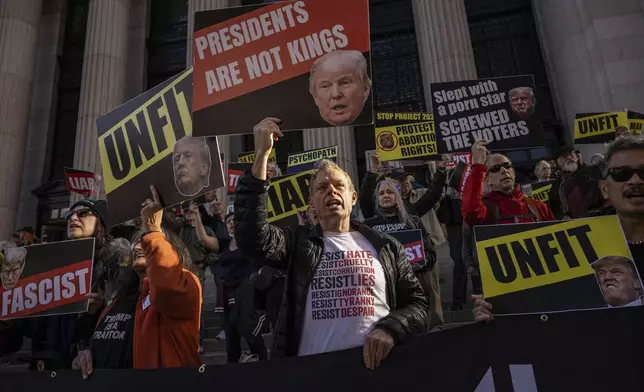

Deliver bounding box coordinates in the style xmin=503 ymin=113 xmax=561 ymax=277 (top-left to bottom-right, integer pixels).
xmin=234 ymin=118 xmax=428 ymax=369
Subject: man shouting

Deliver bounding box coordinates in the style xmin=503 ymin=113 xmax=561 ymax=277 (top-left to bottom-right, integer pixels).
xmin=234 ymin=117 xmax=428 ymax=369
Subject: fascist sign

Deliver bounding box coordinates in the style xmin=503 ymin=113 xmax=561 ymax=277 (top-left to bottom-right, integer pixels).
xmin=521 ymin=180 xmax=556 ymax=203
xmin=4 ymin=308 xmax=644 ymax=391
xmin=474 ymin=216 xmax=641 ymax=315
xmin=64 ymin=168 xmax=102 ymax=199
xmin=574 ymin=112 xmax=629 ymax=144
xmin=374 ymin=112 xmax=437 ymax=160
xmin=287 ymin=146 xmax=337 ymax=174
xmin=192 ymin=0 xmax=373 ymax=136
xmin=430 ymin=75 xmax=544 ymax=153
xmin=628 ymin=110 xmax=644 ymax=135
xmin=238 ymin=149 xmax=277 ymax=163
xmin=96 ymin=69 xmax=225 ymax=226
xmin=266 ymin=169 xmax=315 ymax=227
xmin=0 ymin=239 xmax=94 ymax=320
xmin=227 ymin=162 xmax=251 ymax=195
xmin=386 ymin=230 xmax=426 ymax=269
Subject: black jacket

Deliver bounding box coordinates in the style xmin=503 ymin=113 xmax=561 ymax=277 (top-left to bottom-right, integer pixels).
xmin=234 ymin=173 xmax=429 ymax=358
xmin=548 ymin=164 xmax=603 ymax=219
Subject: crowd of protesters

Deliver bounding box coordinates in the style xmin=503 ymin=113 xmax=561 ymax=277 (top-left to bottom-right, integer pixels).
xmin=1 ymin=115 xmax=643 ymax=376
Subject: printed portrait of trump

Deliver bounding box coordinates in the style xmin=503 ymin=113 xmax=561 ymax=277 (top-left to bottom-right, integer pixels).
xmin=509 ymin=86 xmax=536 ymax=120
xmin=173 ymin=136 xmax=212 ymax=197
xmin=309 ymin=50 xmax=372 ymax=127
xmin=1 ymin=247 xmax=27 ymax=290
xmin=591 ymin=256 xmax=644 ymax=308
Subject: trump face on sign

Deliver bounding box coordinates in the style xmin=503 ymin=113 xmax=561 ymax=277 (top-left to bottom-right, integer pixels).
xmin=173 ymin=136 xmax=212 ymax=197
xmin=309 ymin=50 xmax=371 ymax=127
xmin=1 ymin=247 xmax=27 ymax=290
xmin=592 ymin=256 xmax=644 ymax=308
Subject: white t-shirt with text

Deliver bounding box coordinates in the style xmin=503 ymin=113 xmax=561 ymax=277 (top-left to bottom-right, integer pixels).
xmin=298 ymin=231 xmax=390 ymax=356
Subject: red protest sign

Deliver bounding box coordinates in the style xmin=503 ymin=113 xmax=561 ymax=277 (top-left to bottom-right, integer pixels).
xmin=64 ymin=168 xmax=102 ymax=198
xmin=192 ymin=0 xmax=372 ymax=136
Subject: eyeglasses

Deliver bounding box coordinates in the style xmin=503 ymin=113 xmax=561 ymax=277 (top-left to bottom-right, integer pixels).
xmin=605 ymin=167 xmax=644 ymax=182
xmin=64 ymin=208 xmax=95 ymax=221
xmin=488 ymin=162 xmax=513 ymax=173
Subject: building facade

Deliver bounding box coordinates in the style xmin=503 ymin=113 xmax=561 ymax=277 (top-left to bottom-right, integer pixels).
xmin=1 ymin=0 xmax=643 ymax=240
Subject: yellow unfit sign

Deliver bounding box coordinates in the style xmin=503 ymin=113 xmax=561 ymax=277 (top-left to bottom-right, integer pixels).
xmin=476 ymin=216 xmax=631 ymax=298
xmin=98 ymin=69 xmax=193 ymax=194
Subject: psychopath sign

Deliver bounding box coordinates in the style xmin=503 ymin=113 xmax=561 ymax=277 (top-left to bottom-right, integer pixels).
xmin=474 ymin=216 xmax=642 ymax=315
xmin=430 ymin=75 xmax=544 ymax=153
xmin=191 ymin=0 xmax=373 ymax=136
xmin=287 ymin=145 xmax=337 ymax=174
xmin=0 ymin=239 xmax=95 ymax=320
xmin=96 ymin=69 xmax=225 ymax=226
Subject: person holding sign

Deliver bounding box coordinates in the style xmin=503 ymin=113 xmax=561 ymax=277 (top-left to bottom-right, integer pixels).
xmin=462 ymin=141 xmax=555 ymax=226
xmin=363 ymin=179 xmax=442 ymax=330
xmin=548 ymin=146 xmax=604 ymax=219
xmin=72 ymin=186 xmax=201 ymax=378
xmin=310 ymin=50 xmax=372 ymax=127
xmin=234 ymin=118 xmax=428 ymax=370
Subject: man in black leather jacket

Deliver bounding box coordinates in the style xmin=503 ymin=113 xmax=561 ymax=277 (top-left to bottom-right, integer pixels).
xmin=234 ymin=118 xmax=428 ymax=369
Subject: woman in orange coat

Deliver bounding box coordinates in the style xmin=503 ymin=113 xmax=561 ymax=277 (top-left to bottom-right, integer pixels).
xmin=72 ymin=186 xmax=202 ymax=378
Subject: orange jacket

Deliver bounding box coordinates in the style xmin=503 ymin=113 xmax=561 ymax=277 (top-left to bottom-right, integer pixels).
xmin=133 ymin=232 xmax=202 ymax=369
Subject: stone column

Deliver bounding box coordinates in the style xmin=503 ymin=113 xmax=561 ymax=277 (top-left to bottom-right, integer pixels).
xmin=0 ymin=0 xmax=42 ymax=239
xmin=303 ymin=127 xmax=358 ymax=185
xmin=534 ymin=0 xmax=644 ymax=159
xmin=187 ymin=0 xmax=239 ymax=203
xmin=72 ymin=0 xmax=130 ymax=202
xmin=16 ymin=0 xmax=65 ymax=229
xmin=124 ymin=0 xmax=149 ymax=100
xmin=412 ymin=0 xmax=478 ymax=109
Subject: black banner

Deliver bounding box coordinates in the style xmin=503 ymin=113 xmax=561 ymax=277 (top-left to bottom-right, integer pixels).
xmin=1 ymin=239 xmax=95 ymax=320
xmin=431 ymin=75 xmax=543 ymax=153
xmin=3 ymin=308 xmax=644 ymax=391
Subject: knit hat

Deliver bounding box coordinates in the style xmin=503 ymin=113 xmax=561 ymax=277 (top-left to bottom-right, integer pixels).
xmin=70 ymin=199 xmax=109 ymax=229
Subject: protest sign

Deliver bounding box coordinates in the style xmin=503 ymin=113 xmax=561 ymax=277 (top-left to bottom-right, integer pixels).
xmin=574 ymin=112 xmax=629 ymax=144
xmin=191 ymin=0 xmax=373 ymax=136
xmin=287 ymin=145 xmax=337 ymax=174
xmin=96 ymin=68 xmax=225 ymax=226
xmin=445 ymin=152 xmax=471 ymax=169
xmin=266 ymin=169 xmax=315 ymax=227
xmin=0 ymin=239 xmax=94 ymax=320
xmin=474 ymin=215 xmax=640 ymax=315
xmin=628 ymin=110 xmax=644 ymax=135
xmin=227 ymin=162 xmax=251 ymax=195
xmin=64 ymin=168 xmax=102 ymax=199
xmin=447 ymin=161 xmax=472 ymax=193
xmin=521 ymin=179 xmax=556 ymax=203
xmin=374 ymin=112 xmax=437 ymax=160
xmin=431 ymin=75 xmax=543 ymax=153
xmin=238 ymin=149 xmax=276 ymax=163
xmin=365 ymin=149 xmax=403 ymax=173
xmin=5 ymin=307 xmax=644 ymax=391
xmin=386 ymin=229 xmax=426 ymax=269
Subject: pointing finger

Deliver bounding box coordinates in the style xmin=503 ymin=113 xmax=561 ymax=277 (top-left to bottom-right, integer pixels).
xmin=149 ymin=186 xmax=161 ymax=205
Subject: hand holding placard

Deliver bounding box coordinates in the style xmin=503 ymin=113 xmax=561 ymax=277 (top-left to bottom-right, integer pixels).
xmin=141 ymin=186 xmax=163 ymax=233
xmin=369 ymin=152 xmax=380 ymax=174
xmin=471 ymin=141 xmax=488 ymax=165
xmin=252 ymin=117 xmax=283 ymax=180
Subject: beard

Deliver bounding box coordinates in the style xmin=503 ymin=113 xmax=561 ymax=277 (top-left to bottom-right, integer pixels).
xmin=563 ymin=161 xmax=578 ymax=173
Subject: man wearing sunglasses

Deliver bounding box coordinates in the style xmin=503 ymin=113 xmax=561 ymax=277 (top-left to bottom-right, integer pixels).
xmin=596 ymin=135 xmax=644 ymax=275
xmin=461 ymin=140 xmax=555 ymax=226
xmin=548 ymin=145 xmax=604 ymax=219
